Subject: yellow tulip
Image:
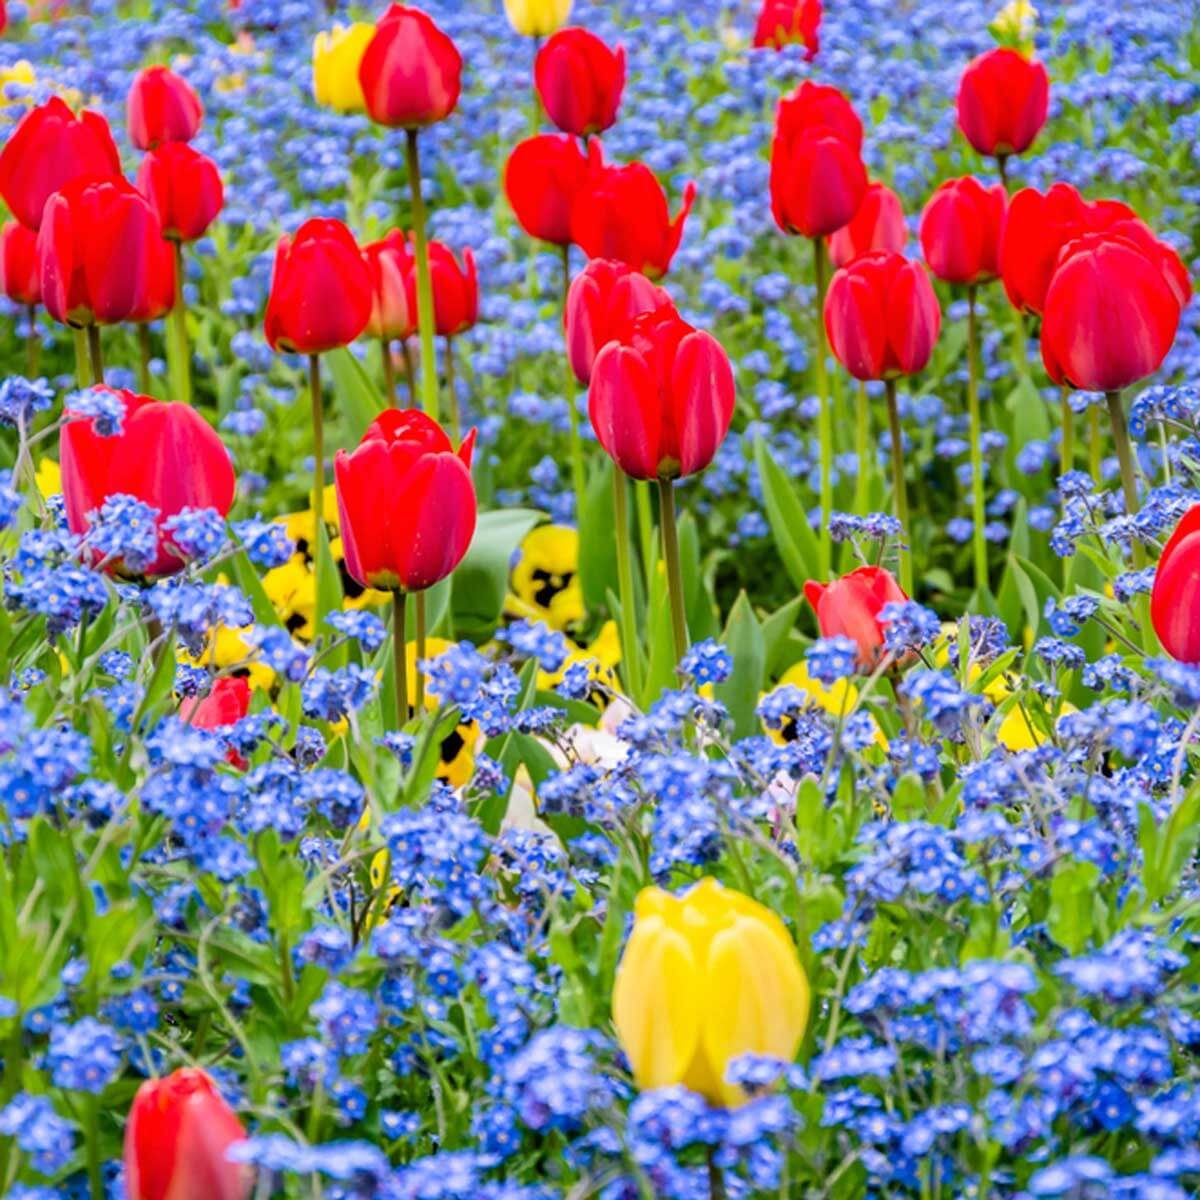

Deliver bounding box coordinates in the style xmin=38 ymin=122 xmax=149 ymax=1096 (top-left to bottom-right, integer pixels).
xmin=503 ymin=0 xmax=572 ymax=37
xmin=312 ymin=23 xmax=375 ymax=114
xmin=612 ymin=878 xmax=809 ymax=1107
xmin=990 ymin=0 xmax=1037 ymax=52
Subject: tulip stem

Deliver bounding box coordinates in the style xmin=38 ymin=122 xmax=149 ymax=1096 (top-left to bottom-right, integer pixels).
xmin=393 ymin=589 xmax=409 ymax=728
xmin=401 ymin=338 xmax=417 ymax=402
xmin=813 ymin=236 xmax=833 ymax=578
xmin=636 ymin=484 xmax=655 ymax=589
xmin=85 ymin=1096 xmax=102 ymax=1200
xmin=1060 ymin=385 xmax=1075 ymax=587
xmin=561 ymin=243 xmax=586 ymax=524
xmin=415 ymin=589 xmax=427 ymax=712
xmin=168 ymin=240 xmax=192 ymax=405
xmin=997 ymin=153 xmax=1009 ymax=191
xmin=707 ymin=1147 xmax=726 ymax=1200
xmin=72 ymin=327 xmax=89 ymax=388
xmin=25 ymin=305 xmax=38 ymax=379
xmin=137 ymin=324 xmax=153 ymax=395
xmin=381 ymin=338 xmax=396 ymax=406
xmin=85 ymin=324 xmax=104 ymax=386
xmin=612 ymin=467 xmax=643 ymax=700
xmin=405 ymin=127 xmax=440 ymax=421
xmin=444 ymin=336 xmax=461 ymax=444
xmin=657 ymin=476 xmax=689 ymax=665
xmin=965 ymin=287 xmax=988 ymax=598
xmin=310 ymin=353 xmax=325 ymax=628
xmin=853 ymin=381 xmax=871 ymax=520
xmin=1088 ymin=403 xmax=1103 ymax=479
xmin=885 ymin=379 xmax=913 ymax=596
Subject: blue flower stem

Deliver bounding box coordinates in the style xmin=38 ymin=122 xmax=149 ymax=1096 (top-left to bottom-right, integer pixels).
xmin=168 ymin=240 xmax=191 ymax=404
xmin=657 ymin=476 xmax=688 ymax=665
xmin=612 ymin=467 xmax=643 ymax=699
xmin=885 ymin=379 xmax=913 ymax=596
xmin=966 ymin=286 xmax=988 ymax=597
xmin=405 ymin=127 xmax=439 ymax=421
xmin=813 ymin=236 xmax=832 ymax=578
xmin=393 ymin=589 xmax=409 ymax=729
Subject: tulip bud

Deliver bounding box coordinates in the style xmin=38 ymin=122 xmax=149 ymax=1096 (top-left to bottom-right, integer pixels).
xmin=183 ymin=676 xmax=253 ymax=768
xmin=612 ymin=878 xmax=810 ymax=1108
xmin=359 ymin=4 xmax=462 ymax=129
xmin=127 ymin=66 xmax=204 ymax=151
xmin=589 ymin=306 xmax=735 ymax=481
xmin=956 ymin=47 xmax=1048 ymax=160
xmin=136 ymin=142 xmax=224 ymax=243
xmin=534 ymin=28 xmax=625 ymax=138
xmin=313 ymin=22 xmax=375 ymax=114
xmin=363 ymin=230 xmax=417 ymax=341
xmin=828 ymin=181 xmax=906 ymax=268
xmin=504 ymin=0 xmax=572 ymax=37
xmin=919 ymin=176 xmax=1006 ymax=286
xmin=0 ymin=220 xmax=40 ymax=306
xmin=803 ymin=566 xmax=907 ymax=668
xmin=753 ymin=0 xmax=822 ymax=57
xmin=0 ymin=96 xmax=121 ymax=230
xmin=504 ymin=133 xmax=590 ymax=248
xmin=426 ymin=241 xmax=478 ymax=337
xmin=1151 ymin=506 xmax=1200 ymax=664
xmin=124 ymin=1068 xmax=251 ymax=1200
xmin=334 ymin=409 xmax=477 ymax=593
xmin=264 ymin=218 xmax=372 ymax=355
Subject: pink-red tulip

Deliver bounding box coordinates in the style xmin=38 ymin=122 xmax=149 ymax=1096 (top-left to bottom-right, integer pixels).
xmin=136 ymin=142 xmax=224 ymax=243
xmin=828 ymin=181 xmax=906 ymax=268
xmin=363 ymin=230 xmax=417 ymax=341
xmin=359 ymin=4 xmax=462 ymax=128
xmin=918 ymin=176 xmax=1006 ymax=286
xmin=263 ymin=218 xmax=372 ymax=355
xmin=426 ymin=240 xmax=478 ymax=337
xmin=824 ymin=252 xmax=941 ymax=381
xmin=956 ymin=47 xmax=1049 ymax=160
xmin=335 ymin=409 xmax=477 ymax=592
xmin=0 ymin=96 xmax=121 ymax=230
xmin=1151 ymin=505 xmax=1200 ymax=664
xmin=803 ymin=566 xmax=907 ymax=668
xmin=753 ymin=0 xmax=821 ymax=57
xmin=124 ymin=1068 xmax=250 ymax=1200
xmin=127 ymin=66 xmax=204 ymax=151
xmin=588 ymin=306 xmax=735 ymax=481
xmin=60 ymin=389 xmax=236 ymax=578
xmin=535 ymin=27 xmax=625 ymax=137
xmin=504 ymin=133 xmax=591 ymax=247
xmin=769 ymin=82 xmax=866 ymax=239
xmin=0 ymin=220 xmax=40 ymax=305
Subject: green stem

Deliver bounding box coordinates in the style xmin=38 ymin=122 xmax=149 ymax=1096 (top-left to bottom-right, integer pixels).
xmin=561 ymin=243 xmax=585 ymax=524
xmin=612 ymin=468 xmax=643 ymax=699
xmin=401 ymin=338 xmax=417 ymax=402
xmin=137 ymin=324 xmax=153 ymax=395
xmin=309 ymin=353 xmax=325 ymax=621
xmin=86 ymin=324 xmax=104 ymax=386
xmin=997 ymin=154 xmax=1009 ymax=190
xmin=393 ymin=590 xmax=408 ymax=728
xmin=813 ymin=236 xmax=832 ymax=578
xmin=1060 ymin=385 xmax=1074 ymax=587
xmin=885 ymin=379 xmax=913 ymax=596
xmin=707 ymin=1146 xmax=726 ymax=1200
xmin=415 ymin=589 xmax=427 ymax=712
xmin=405 ymin=127 xmax=439 ymax=420
xmin=73 ymin=327 xmax=89 ymax=388
xmin=25 ymin=305 xmax=38 ymax=378
xmin=1088 ymin=403 xmax=1102 ymax=479
xmin=636 ymin=480 xmax=655 ymax=587
xmin=85 ymin=1097 xmax=102 ymax=1200
xmin=381 ymin=338 xmax=396 ymax=406
xmin=168 ymin=240 xmax=191 ymax=404
xmin=853 ymin=380 xmax=871 ymax=519
xmin=965 ymin=287 xmax=988 ymax=597
xmin=444 ymin=337 xmax=461 ymax=444
xmin=657 ymin=477 xmax=688 ymax=665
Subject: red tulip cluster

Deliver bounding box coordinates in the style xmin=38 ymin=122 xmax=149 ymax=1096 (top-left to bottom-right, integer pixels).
xmin=828 ymin=181 xmax=906 ymax=269
xmin=753 ymin=0 xmax=822 ymax=57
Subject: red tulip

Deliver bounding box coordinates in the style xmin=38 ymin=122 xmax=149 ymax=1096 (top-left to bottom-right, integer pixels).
xmin=769 ymin=81 xmax=866 ymax=239
xmin=753 ymin=0 xmax=821 ymax=57
xmin=335 ymin=409 xmax=477 ymax=593
xmin=1040 ymin=230 xmax=1188 ymax=393
xmin=359 ymin=4 xmax=462 ymax=128
xmin=184 ymin=676 xmax=252 ymax=768
xmin=504 ymin=133 xmax=590 ymax=247
xmin=824 ymin=252 xmax=941 ymax=382
xmin=828 ymin=181 xmax=906 ymax=268
xmin=264 ymin=218 xmax=372 ymax=355
xmin=535 ymin=27 xmax=625 ymax=137
xmin=1151 ymin=505 xmax=1200 ymax=664
xmin=0 ymin=96 xmax=121 ymax=230
xmin=588 ymin=306 xmax=735 ymax=481
xmin=136 ymin=142 xmax=224 ymax=243
xmin=363 ymin=230 xmax=417 ymax=341
xmin=918 ymin=176 xmax=1006 ymax=286
xmin=124 ymin=1068 xmax=250 ymax=1200
xmin=0 ymin=220 xmax=40 ymax=305
xmin=60 ymin=389 xmax=236 ymax=578
xmin=426 ymin=240 xmax=478 ymax=336
xmin=565 ymin=257 xmax=673 ymax=385
xmin=571 ymin=144 xmax=696 ymax=279
xmin=127 ymin=66 xmax=204 ymax=151
xmin=956 ymin=47 xmax=1049 ymax=160
xmin=803 ymin=566 xmax=907 ymax=668
xmin=38 ymin=177 xmax=176 ymax=327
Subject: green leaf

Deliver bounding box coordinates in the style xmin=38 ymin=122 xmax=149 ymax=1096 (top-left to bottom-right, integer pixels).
xmin=678 ymin=513 xmax=718 ymax=643
xmin=451 ymin=508 xmax=544 ymax=643
xmin=640 ymin=555 xmax=678 ymax=709
xmin=227 ymin=544 xmax=284 ymax=630
xmin=578 ymin=459 xmax=619 ymax=613
xmin=762 ymin=595 xmax=806 ymax=678
xmin=326 ymin=346 xmax=383 ymax=444
xmin=313 ymin=517 xmax=344 ymax=664
xmin=1047 ymin=860 xmax=1100 ymax=954
xmin=754 ymin=437 xmax=821 ymax=591
xmin=714 ymin=591 xmax=765 ymax=739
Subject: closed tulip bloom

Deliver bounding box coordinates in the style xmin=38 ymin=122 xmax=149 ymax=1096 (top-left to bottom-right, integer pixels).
xmin=612 ymin=878 xmax=810 ymax=1108
xmin=1040 ymin=230 xmax=1188 ymax=393
xmin=38 ymin=177 xmax=176 ymax=327
xmin=535 ymin=28 xmax=625 ymax=137
xmin=359 ymin=5 xmax=462 ymax=129
xmin=0 ymin=96 xmax=121 ymax=230
xmin=828 ymin=180 xmax=907 ymax=268
xmin=183 ymin=676 xmax=252 ymax=768
xmin=335 ymin=409 xmax=477 ymax=593
xmin=564 ymin=257 xmax=673 ymax=385
xmin=363 ymin=231 xmax=416 ymax=341
xmin=769 ymin=81 xmax=866 ymax=239
xmin=60 ymin=389 xmax=236 ymax=578
xmin=127 ymin=65 xmax=204 ymax=151
xmin=426 ymin=241 xmax=478 ymax=336
xmin=1000 ymin=183 xmax=1100 ymax=315
xmin=753 ymin=0 xmax=822 ymax=57
xmin=313 ymin=22 xmax=375 ymax=114
xmin=571 ymin=147 xmax=696 ymax=279
xmin=124 ymin=1068 xmax=250 ymax=1200
xmin=919 ymin=176 xmax=1006 ymax=285
xmin=824 ymin=252 xmax=941 ymax=381
xmin=0 ymin=220 xmax=40 ymax=305
xmin=504 ymin=133 xmax=590 ymax=247
xmin=136 ymin=142 xmax=224 ymax=243
xmin=803 ymin=565 xmax=907 ymax=668
xmin=264 ymin=218 xmax=372 ymax=355
xmin=957 ymin=47 xmax=1049 ymax=159
xmin=589 ymin=306 xmax=735 ymax=481
xmin=1151 ymin=506 xmax=1200 ymax=664
xmin=504 ymin=0 xmax=572 ymax=37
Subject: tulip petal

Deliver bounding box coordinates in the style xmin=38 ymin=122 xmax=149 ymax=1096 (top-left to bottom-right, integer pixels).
xmin=588 ymin=344 xmax=661 ymax=480
xmin=670 ymin=330 xmax=735 ymax=478
xmin=391 ymin=451 xmax=477 ymax=592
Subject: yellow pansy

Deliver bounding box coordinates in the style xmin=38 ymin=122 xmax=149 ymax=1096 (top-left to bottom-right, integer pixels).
xmin=995 ymin=698 xmax=1076 ymax=752
xmin=181 ymin=623 xmax=274 ymax=692
xmin=507 ymin=524 xmax=585 ymax=631
xmin=263 ymin=556 xmax=317 ymax=639
xmin=612 ymin=878 xmax=810 ymax=1108
xmin=312 ymin=22 xmax=374 ymax=114
xmin=538 ymin=620 xmax=622 ymax=707
xmin=503 ymin=0 xmax=572 ymax=37
xmin=763 ymin=661 xmax=885 ymax=748
xmin=36 ymin=457 xmax=61 ymax=499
